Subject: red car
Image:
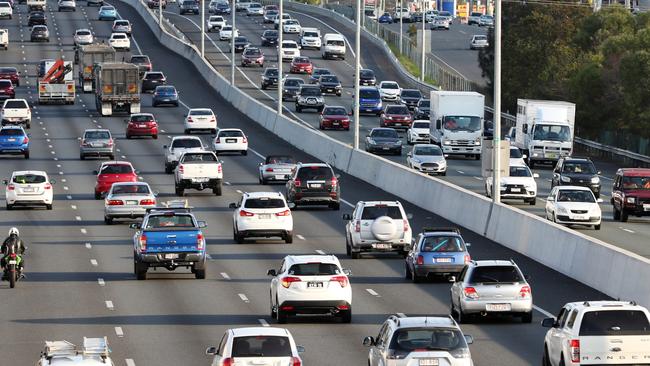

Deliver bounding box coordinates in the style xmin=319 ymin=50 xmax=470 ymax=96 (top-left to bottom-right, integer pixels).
xmin=319 ymin=105 xmax=351 ymax=130
xmin=380 ymin=104 xmax=413 ymax=129
xmin=0 ymin=80 xmax=16 ymax=100
xmin=94 ymin=161 xmax=138 ymax=199
xmin=240 ymin=47 xmax=264 ymax=67
xmin=0 ymin=67 xmax=20 ymax=87
xmin=290 ymin=57 xmax=313 ymax=74
xmin=126 ymin=113 xmax=158 ymax=139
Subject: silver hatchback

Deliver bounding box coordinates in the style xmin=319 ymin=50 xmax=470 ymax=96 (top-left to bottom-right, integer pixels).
xmin=450 ymin=260 xmax=533 ymax=323
xmin=80 ymin=129 xmax=114 ymax=160
xmin=258 ymin=155 xmax=296 ymax=184
xmin=104 ymin=182 xmax=156 ymax=224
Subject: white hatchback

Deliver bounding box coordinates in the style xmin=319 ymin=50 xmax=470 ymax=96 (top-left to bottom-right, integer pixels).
xmin=267 ymin=254 xmax=352 ymax=323
xmin=184 ymin=108 xmax=217 ymax=134
xmin=378 ymin=81 xmax=401 ymax=101
xmin=219 ymin=25 xmax=238 ymax=40
xmin=74 ymin=28 xmax=94 ymax=45
xmin=4 ymin=170 xmax=54 ymax=210
xmin=545 ymin=185 xmax=602 ymax=230
xmin=206 ymin=327 xmax=304 ymax=366
xmin=406 ymin=120 xmax=430 ymax=144
xmin=230 ymin=191 xmax=293 ymax=243
xmin=108 ymin=32 xmax=130 ymax=51
xmin=279 ymin=40 xmax=300 ymax=62
xmin=212 ymin=128 xmax=248 ymax=155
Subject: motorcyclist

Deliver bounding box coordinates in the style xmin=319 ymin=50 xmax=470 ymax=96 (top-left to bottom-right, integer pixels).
xmin=1 ymin=227 xmax=26 ymax=278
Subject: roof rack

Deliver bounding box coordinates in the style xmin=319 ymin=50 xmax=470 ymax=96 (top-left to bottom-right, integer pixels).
xmin=422 ymin=227 xmax=461 ymax=234
xmin=42 ymin=337 xmax=110 ymax=363
xmin=82 ymin=337 xmax=110 ymax=358
xmin=42 ymin=341 xmax=77 ymax=359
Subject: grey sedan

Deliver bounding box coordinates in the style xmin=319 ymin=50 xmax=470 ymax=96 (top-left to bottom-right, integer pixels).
xmin=258 ymin=155 xmax=296 ymax=184
xmin=104 ymin=182 xmax=156 ymax=224
xmin=365 ymin=127 xmax=402 ymax=155
xmin=80 ymin=129 xmax=114 ymax=160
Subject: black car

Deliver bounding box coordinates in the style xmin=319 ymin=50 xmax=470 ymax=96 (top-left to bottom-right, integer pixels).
xmin=309 ymin=68 xmax=331 ymax=84
xmin=365 ymin=127 xmax=402 ymax=155
xmin=359 ymin=68 xmax=376 ymax=86
xmin=400 ymin=89 xmax=423 ymax=110
xmin=214 ymin=2 xmax=230 ymax=14
xmin=141 ymin=71 xmax=166 ymax=93
xmin=30 ymin=25 xmax=49 ymax=42
xmin=179 ymin=0 xmax=199 ymax=14
xmin=261 ymin=67 xmax=278 ymax=90
xmin=129 ymin=55 xmax=152 ymax=76
xmin=260 ymin=30 xmax=278 ymax=46
xmin=281 ymin=77 xmax=304 ymax=100
xmin=231 ymin=36 xmax=250 ymax=53
xmin=413 ymin=98 xmax=430 ymax=119
xmin=551 ymin=157 xmax=602 ymax=198
xmin=28 ymin=11 xmax=46 ymax=26
xmin=318 ymin=74 xmax=342 ymax=96
xmin=285 ymin=163 xmax=340 ymax=210
xmin=37 ymin=58 xmax=55 ymax=78
xmin=409 ymin=11 xmax=423 ymax=22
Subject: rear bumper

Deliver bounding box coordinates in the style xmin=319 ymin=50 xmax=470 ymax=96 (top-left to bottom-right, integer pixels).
xmin=278 ymin=300 xmax=351 ymax=314
xmin=105 ymin=206 xmax=149 ymax=218
xmin=413 ymin=264 xmax=464 ymax=276
xmin=0 ymin=146 xmax=28 ymax=154
xmin=462 ymin=298 xmax=533 ymax=314
xmin=137 ymin=252 xmax=205 ymax=266
xmin=127 ymin=127 xmax=158 ymax=136
xmin=293 ymin=192 xmax=339 ymax=204
xmin=81 ymin=147 xmax=113 ymax=155
xmin=238 ymin=229 xmax=292 ymax=238
xmin=177 ymin=178 xmax=222 ymax=190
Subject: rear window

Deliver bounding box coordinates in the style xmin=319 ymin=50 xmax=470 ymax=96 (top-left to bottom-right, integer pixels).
xmin=100 ymin=164 xmax=133 ymax=174
xmin=468 ymin=266 xmax=523 ymax=284
xmin=579 ymin=310 xmax=650 ymax=336
xmin=112 ymin=34 xmax=127 ymax=39
xmin=361 ymin=205 xmax=402 ymax=220
xmin=266 ymin=156 xmax=294 ymax=164
xmin=231 ymin=336 xmax=292 ymax=358
xmin=420 ymin=236 xmax=464 ymax=252
xmin=145 ymin=214 xmax=195 ymax=229
xmin=0 ymin=68 xmax=17 ymax=73
xmin=156 ymin=86 xmax=176 ymax=93
xmin=190 ymin=109 xmax=213 ymax=116
xmin=85 ymin=131 xmax=110 ymax=139
xmin=145 ymin=73 xmax=164 ymax=79
xmin=401 ymin=90 xmax=422 ymax=98
xmin=244 ymin=198 xmax=285 ymax=209
xmin=510 ymin=148 xmax=523 ymax=158
xmin=4 ymin=100 xmax=28 ymax=109
xmin=218 ymin=130 xmax=243 ymax=137
xmin=112 ymin=184 xmax=150 ymax=195
xmin=359 ymin=89 xmax=380 ymax=99
xmin=297 ymin=166 xmax=332 ymax=180
xmin=130 ymin=56 xmax=149 ymax=63
xmin=172 ymin=138 xmax=202 ymax=148
xmin=130 ymin=115 xmax=154 ymax=122
xmin=370 ymin=129 xmax=398 ymax=138
xmin=182 ymin=153 xmax=217 ymax=163
xmin=13 ymin=174 xmax=46 ymax=184
xmin=0 ymin=80 xmax=12 ymax=88
xmin=288 ymin=263 xmax=341 ymax=275
xmin=115 ymin=21 xmax=129 ymax=26
xmin=389 ymin=328 xmax=468 ymax=353
xmin=76 ymin=30 xmax=91 ymax=35
xmin=0 ymin=128 xmax=23 ymax=136
xmin=326 ymin=40 xmax=345 ymax=46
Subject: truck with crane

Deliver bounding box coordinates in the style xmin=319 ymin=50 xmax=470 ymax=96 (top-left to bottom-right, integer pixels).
xmin=38 ymin=60 xmax=75 ymax=104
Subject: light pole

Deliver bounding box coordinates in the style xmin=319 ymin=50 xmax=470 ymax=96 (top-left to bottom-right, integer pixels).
xmin=420 ymin=0 xmax=425 ymax=81
xmin=231 ymin=0 xmax=235 ymax=85
xmin=277 ymin=0 xmax=283 ymax=115
xmin=399 ymin=0 xmax=403 ymax=53
xmin=492 ymin=0 xmax=501 ymax=203
xmin=354 ymin=0 xmax=361 ymax=150
xmin=201 ymin=0 xmax=205 ymax=58
xmin=158 ymin=0 xmax=162 ymax=29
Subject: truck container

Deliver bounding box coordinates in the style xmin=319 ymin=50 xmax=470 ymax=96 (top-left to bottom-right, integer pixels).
xmin=94 ymin=62 xmax=141 ymax=116
xmin=38 ymin=60 xmax=75 ymax=104
xmin=514 ymin=99 xmax=575 ymax=168
xmin=0 ymin=29 xmax=7 ymax=50
xmin=429 ymin=91 xmax=485 ymax=159
xmin=77 ymin=44 xmax=116 ymax=92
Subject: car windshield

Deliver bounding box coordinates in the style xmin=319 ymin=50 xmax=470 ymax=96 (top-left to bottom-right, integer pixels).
xmin=235 ymin=37 xmax=248 ymax=43
xmin=557 ymin=189 xmax=596 ymax=203
xmin=622 ymin=176 xmax=650 ymax=190
xmin=300 ymin=87 xmax=320 ymax=96
xmin=288 ymin=263 xmax=341 ymax=275
xmin=244 ymin=197 xmax=285 ymax=209
xmin=190 ymin=110 xmax=213 ymax=116
xmin=100 ymin=165 xmax=133 ymax=174
xmin=371 ymin=129 xmax=398 ymax=138
xmin=231 ymin=336 xmax=292 ymax=358
xmin=115 ymin=21 xmax=129 ymax=26
xmin=33 ymin=26 xmax=47 ymax=31
xmin=402 ymin=90 xmax=422 ymax=98
xmin=266 ymin=10 xmax=277 ymax=15
xmin=324 ymin=107 xmax=347 ymax=115
xmin=442 ymin=116 xmax=481 ymax=132
xmin=294 ymin=57 xmax=309 ymax=64
xmin=244 ymin=49 xmax=261 ymax=56
xmin=218 ymin=130 xmax=243 ymax=137
xmin=131 ymin=56 xmax=149 ymax=63
xmin=360 ymin=89 xmax=380 ymax=99
xmin=13 ymin=174 xmax=46 ymax=184
xmin=77 ymin=30 xmax=91 ymax=35
xmin=263 ymin=30 xmax=277 ymax=37
xmin=111 ymin=184 xmax=150 ymax=195
xmin=320 ymin=75 xmax=338 ymax=83
xmin=303 ymin=31 xmax=318 ymax=37
xmin=386 ymin=106 xmax=409 ymax=114
xmin=474 ymin=35 xmax=487 ymax=41
xmin=562 ymin=162 xmax=596 ymax=174
xmin=510 ymin=148 xmax=523 ymax=158
xmin=130 ymin=115 xmax=154 ymax=122
xmin=412 ymin=122 xmax=429 ymax=129
xmin=296 ymin=166 xmax=332 ymax=180
xmin=361 ymin=205 xmax=402 ymax=219
xmin=469 ymin=265 xmax=523 ymax=284
xmin=390 ymin=328 xmax=468 ymax=352
xmin=0 ymin=128 xmax=23 ymax=136
xmin=420 ymin=236 xmax=464 ymax=252
xmin=0 ymin=68 xmax=17 ymax=74
xmin=182 ymin=153 xmax=217 ymax=163
xmin=579 ymin=310 xmax=650 ymax=336
xmin=414 ymin=146 xmax=442 ymax=156
xmin=418 ymin=100 xmax=430 ymax=107
xmin=439 ymin=11 xmax=451 ymax=16
xmin=0 ymin=81 xmax=11 ymax=88
xmin=360 ymin=69 xmax=374 ymax=78
xmin=102 ymin=6 xmax=114 ymax=10
xmin=382 ymin=82 xmax=399 ymax=89
xmin=283 ymin=42 xmax=298 ymax=49
xmin=509 ymin=166 xmax=532 ymax=177
xmin=266 ymin=156 xmax=295 ymax=164
xmin=327 ymin=39 xmax=345 ymax=46
xmin=285 ymin=20 xmax=298 ymax=25
xmin=209 ymin=16 xmax=223 ymax=21
xmin=532 ymin=124 xmax=571 ymax=141
xmin=284 ymin=79 xmax=302 ymax=87
xmin=172 ymin=139 xmax=201 ymax=148
xmin=265 ymin=69 xmax=278 ymax=77
xmin=85 ymin=131 xmax=110 ymax=139
xmin=145 ymin=214 xmax=195 ymax=228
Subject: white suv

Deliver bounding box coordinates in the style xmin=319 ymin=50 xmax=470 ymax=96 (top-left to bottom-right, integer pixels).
xmin=364 ymin=314 xmax=474 ymax=366
xmin=343 ymin=201 xmax=412 ymax=259
xmin=184 ymin=108 xmax=217 ymax=134
xmin=230 ymin=191 xmax=293 ymax=244
xmin=267 ymin=255 xmax=352 ymax=323
xmin=4 ymin=170 xmax=54 ymax=210
xmin=541 ymin=301 xmax=650 ymax=366
xmin=205 ymin=327 xmax=304 ymax=366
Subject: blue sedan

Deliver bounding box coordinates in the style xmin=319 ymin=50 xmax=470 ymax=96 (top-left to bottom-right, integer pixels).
xmin=0 ymin=126 xmax=29 ymax=159
xmin=405 ymin=228 xmax=471 ymax=282
xmin=98 ymin=5 xmax=117 ymax=20
xmin=378 ymin=12 xmax=393 ymax=23
xmin=152 ymin=85 xmax=179 ymax=107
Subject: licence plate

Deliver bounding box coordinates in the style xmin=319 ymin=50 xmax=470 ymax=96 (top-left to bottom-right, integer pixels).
xmin=510 ymin=188 xmax=521 ymax=193
xmin=546 ymin=153 xmax=557 ymax=159
xmin=275 ymin=174 xmax=286 ymax=180
xmin=126 ymin=200 xmax=138 ymax=205
xmin=644 ymin=204 xmax=650 ymax=211
xmin=8 ymin=260 xmax=17 ymax=265
xmin=138 ymin=124 xmax=147 ymax=128
xmin=486 ymin=303 xmax=511 ymax=312
xmin=333 ymin=122 xmax=340 ymax=126
xmin=436 ymin=257 xmax=452 ymax=263
xmin=373 ymin=243 xmax=391 ymax=249
xmin=395 ymin=123 xmax=401 ymax=126
xmin=226 ymin=139 xmax=236 ymax=143
xmin=193 ymin=178 xmax=209 ymax=183
xmin=419 ymin=359 xmax=438 ymax=366
xmin=164 ymin=254 xmax=179 ymax=259
xmin=573 ymin=215 xmax=587 ymax=220
xmin=23 ymin=187 xmax=34 ymax=192
xmin=382 ymin=147 xmax=390 ymax=150
xmin=309 ymin=183 xmax=322 ymax=188
xmin=259 ymin=214 xmax=271 ymax=219
xmin=7 ymin=138 xmax=15 ymax=141
xmin=307 ymin=282 xmax=323 ymax=288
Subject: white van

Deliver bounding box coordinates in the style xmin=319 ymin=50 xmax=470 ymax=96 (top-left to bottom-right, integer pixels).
xmin=0 ymin=29 xmax=8 ymax=50
xmin=322 ymin=33 xmax=346 ymax=60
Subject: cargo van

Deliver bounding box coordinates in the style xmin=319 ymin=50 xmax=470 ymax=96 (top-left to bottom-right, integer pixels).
xmin=0 ymin=29 xmax=8 ymax=50
xmin=322 ymin=33 xmax=346 ymax=60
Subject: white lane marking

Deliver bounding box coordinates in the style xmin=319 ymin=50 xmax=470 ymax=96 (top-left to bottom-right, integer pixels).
xmin=258 ymin=319 xmax=270 ymax=327
xmin=340 ymin=198 xmax=355 ymax=208
xmin=125 ymin=359 xmax=136 ymax=366
xmin=457 ymin=170 xmax=465 ymax=174
xmin=71 ymin=205 xmax=77 ymax=210
xmin=80 ymin=228 xmax=87 ymax=234
xmin=115 ymin=327 xmax=124 ymax=337
xmin=366 ymin=288 xmax=380 ymax=297
xmin=296 ymin=234 xmax=305 ymax=240
xmin=66 ymin=195 xmax=72 ymax=200
xmin=315 ymin=249 xmax=326 ymax=255
xmin=62 ymin=179 xmax=67 ymax=183
xmin=238 ymin=293 xmax=250 ymax=303
xmin=224 ymin=181 xmax=231 ymax=185
xmin=97 ymin=278 xmax=105 ymax=286
xmin=249 ymin=148 xmax=265 ymax=160
xmin=396 ymin=312 xmax=406 ymax=317
xmin=236 ymin=189 xmax=243 ymax=194
xmin=533 ymin=305 xmax=554 ymax=318
xmin=619 ymin=227 xmax=635 ymax=234
xmin=474 ymin=176 xmax=482 ymax=180
xmin=63 ymin=186 xmax=69 ymax=190
xmin=90 ymin=259 xmax=98 ymax=266
xmin=220 ymin=272 xmax=231 ymax=280
xmin=105 ymin=300 xmax=115 ymax=310
xmin=75 ymin=216 xmax=82 ymax=221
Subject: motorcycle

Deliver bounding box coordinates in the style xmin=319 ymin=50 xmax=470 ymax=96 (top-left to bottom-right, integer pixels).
xmin=3 ymin=252 xmax=23 ymax=288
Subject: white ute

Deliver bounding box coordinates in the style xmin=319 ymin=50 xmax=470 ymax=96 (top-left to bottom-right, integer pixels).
xmin=163 ymin=135 xmax=205 ymax=173
xmin=1 ymin=99 xmax=32 ymax=129
xmin=174 ymin=151 xmax=223 ymax=196
xmin=37 ymin=337 xmax=115 ymax=366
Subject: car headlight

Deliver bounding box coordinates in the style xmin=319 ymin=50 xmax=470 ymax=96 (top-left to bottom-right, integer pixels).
xmin=368 ymin=139 xmax=377 ymax=145
xmin=283 ymin=89 xmax=289 ymax=93
xmin=412 ymin=158 xmax=421 ymax=164
xmin=560 ymin=176 xmax=571 ymax=183
xmin=626 ymin=196 xmax=636 ymax=204
xmin=443 ymin=140 xmax=451 ymax=145
xmin=556 ymin=206 xmax=568 ymax=214
xmin=394 ymin=140 xmax=401 ymax=145
xmin=474 ymin=137 xmax=481 ymax=146
xmin=591 ymin=177 xmax=600 ymax=184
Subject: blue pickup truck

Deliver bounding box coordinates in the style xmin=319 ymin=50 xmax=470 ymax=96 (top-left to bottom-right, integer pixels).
xmin=130 ymin=203 xmax=207 ymax=280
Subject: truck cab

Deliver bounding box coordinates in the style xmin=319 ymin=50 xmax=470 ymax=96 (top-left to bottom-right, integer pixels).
xmin=429 ymin=91 xmax=484 ymax=160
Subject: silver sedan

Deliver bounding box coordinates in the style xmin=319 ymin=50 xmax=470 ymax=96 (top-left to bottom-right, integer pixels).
xmin=258 ymin=155 xmax=296 ymax=184
xmin=104 ymin=182 xmax=156 ymax=224
xmin=407 ymin=144 xmax=447 ymax=176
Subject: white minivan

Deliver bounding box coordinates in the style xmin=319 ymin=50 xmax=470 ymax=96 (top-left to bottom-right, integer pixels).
xmin=322 ymin=33 xmax=346 ymax=60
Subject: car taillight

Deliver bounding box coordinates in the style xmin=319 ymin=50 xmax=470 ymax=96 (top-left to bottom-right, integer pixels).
xmin=330 ymin=275 xmax=348 ymax=287
xmin=239 ymin=210 xmax=255 ymax=217
xmin=222 ymin=358 xmax=233 ymax=366
xmin=403 ymin=219 xmax=409 ymax=232
xmin=242 ymin=136 xmax=248 ymax=143
xmin=463 ymin=287 xmax=479 ymax=299
xmin=139 ymin=234 xmax=147 ymax=252
xmin=7 ymin=184 xmax=14 ymax=191
xmin=290 ymin=357 xmax=302 ymax=366
xmin=570 ymin=339 xmax=580 ymax=363
xmin=187 ymin=117 xmax=193 ymax=122
xmin=218 ymin=164 xmax=222 ymax=174
xmin=275 ymin=209 xmax=291 ymax=216
xmin=281 ymin=276 xmax=301 ymax=288
xmin=107 ymin=199 xmax=123 ymax=205
xmin=23 ymin=136 xmax=29 ymax=144
xmin=178 ymin=165 xmax=184 ymax=174
xmin=330 ymin=176 xmax=337 ymax=187
xmin=464 ymin=254 xmax=471 ymax=264
xmin=416 ymin=255 xmax=424 ymax=265
xmin=107 ymin=138 xmax=114 ymax=147
xmin=140 ymin=199 xmax=155 ymax=205
xmin=215 ymin=137 xmax=220 ymax=143
xmin=210 ymin=116 xmax=216 ymax=122
xmin=196 ymin=233 xmax=204 ymax=250
xmin=294 ymin=179 xmax=302 ymax=187
xmin=519 ymin=285 xmax=532 ymax=299
xmin=44 ymin=183 xmax=52 ymax=190
xmin=265 ymin=167 xmax=274 ymax=172
xmin=355 ymin=220 xmax=360 ymax=232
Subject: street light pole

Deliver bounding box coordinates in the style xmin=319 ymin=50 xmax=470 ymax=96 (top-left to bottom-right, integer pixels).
xmin=420 ymin=0 xmax=425 ymax=81
xmin=492 ymin=0 xmax=501 ymax=203
xmin=201 ymin=0 xmax=205 ymax=58
xmin=231 ymin=0 xmax=235 ymax=85
xmin=278 ymin=0 xmax=283 ymax=115
xmin=399 ymin=0 xmax=403 ymax=53
xmin=158 ymin=0 xmax=162 ymax=29
xmin=354 ymin=0 xmax=361 ymax=150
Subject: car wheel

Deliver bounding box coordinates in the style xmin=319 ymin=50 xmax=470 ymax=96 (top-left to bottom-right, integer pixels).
xmin=404 ymin=263 xmax=412 ymax=280
xmin=284 ymin=233 xmax=293 ymax=244
xmin=104 ymin=216 xmax=113 ymax=225
xmin=109 ymin=154 xmax=115 ymax=160
xmin=330 ymin=201 xmax=340 ymax=210
xmin=175 ymin=186 xmax=184 ymax=196
xmin=542 ymin=346 xmax=552 ymax=366
xmin=80 ymin=154 xmax=85 ymax=160
xmin=528 ymin=198 xmax=536 ymax=206
xmin=340 ymin=308 xmax=352 ymax=323
xmin=213 ymin=183 xmax=222 ymax=196
xmin=270 ymin=293 xmax=277 ymax=318
xmin=94 ymin=192 xmax=101 ymax=200
xmin=153 ymin=134 xmax=158 ymax=139
xmin=276 ymin=307 xmax=288 ymax=324
xmin=126 ymin=134 xmax=132 ymax=139
xmin=594 ymin=224 xmax=601 ymax=230
xmin=620 ymin=208 xmax=629 ymax=222
xmin=184 ymin=129 xmax=190 ymax=134
xmin=351 ymin=250 xmax=360 ymax=259
xmin=24 ymin=151 xmax=29 ymax=159
xmin=165 ymin=164 xmax=173 ymax=174
xmin=194 ymin=267 xmax=206 ymax=279
xmin=346 ymin=238 xmax=351 ymax=256
xmin=411 ymin=270 xmax=421 ymax=283
xmin=235 ymin=230 xmax=245 ymax=244
xmin=521 ymin=311 xmax=533 ymax=323
xmin=296 ymin=105 xmax=301 ymax=113
xmin=134 ymin=258 xmax=148 ymax=280
xmin=456 ymin=303 xmax=470 ymax=324
xmin=613 ymin=206 xmax=621 ymax=220
xmin=241 ymin=150 xmax=247 ymax=155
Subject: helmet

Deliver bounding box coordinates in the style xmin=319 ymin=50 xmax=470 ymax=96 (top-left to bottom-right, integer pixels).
xmin=8 ymin=227 xmax=19 ymax=236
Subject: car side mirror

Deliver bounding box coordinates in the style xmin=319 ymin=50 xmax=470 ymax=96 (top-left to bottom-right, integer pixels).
xmin=296 ymin=345 xmax=305 ymax=353
xmin=448 ymin=275 xmax=456 ymax=283
xmin=153 ymin=190 xmax=159 ymax=196
xmin=205 ymin=346 xmax=217 ymax=355
xmin=198 ymin=221 xmax=207 ymax=228
xmin=464 ymin=335 xmax=474 ymax=345
xmin=522 ymin=124 xmax=528 ymax=133
xmin=522 ymin=154 xmax=527 ymax=159
xmin=362 ymin=336 xmax=375 ymax=347
xmin=597 ymin=171 xmax=602 ymax=175
xmin=465 ymin=242 xmax=471 ymax=247
xmin=342 ymin=213 xmax=352 ymax=220
xmin=541 ymin=317 xmax=556 ymax=328
xmin=93 ymin=170 xmax=98 ymax=175
xmin=533 ymin=173 xmax=540 ymax=178
xmin=407 ymin=152 xmax=412 ymax=157
xmin=50 ymin=179 xmax=56 ymax=184
xmin=287 ymin=202 xmax=296 ymax=209
xmin=597 ymin=198 xmax=604 ymax=203
xmin=342 ymin=268 xmax=351 ymax=276
xmin=163 ymin=145 xmax=168 ymax=149
xmin=267 ymin=269 xmax=277 ymax=276
xmin=129 ymin=223 xmax=141 ymax=229
xmin=229 ymin=203 xmax=238 ymax=209
xmin=547 ymin=196 xmax=555 ymax=202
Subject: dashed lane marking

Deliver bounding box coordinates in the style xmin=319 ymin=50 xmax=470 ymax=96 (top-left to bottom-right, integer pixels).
xmin=115 ymin=327 xmax=124 ymax=337
xmin=90 ymin=259 xmax=98 ymax=266
xmin=366 ymin=288 xmax=380 ymax=297
xmin=296 ymin=234 xmax=305 ymax=240
xmin=238 ymin=293 xmax=250 ymax=303
xmin=105 ymin=301 xmax=114 ymax=310
xmin=258 ymin=319 xmax=270 ymax=327
xmin=315 ymin=249 xmax=326 ymax=255
xmin=221 ymin=272 xmax=231 ymax=280
xmin=97 ymin=278 xmax=105 ymax=286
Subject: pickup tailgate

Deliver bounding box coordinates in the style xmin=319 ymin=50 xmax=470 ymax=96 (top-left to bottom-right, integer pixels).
xmin=144 ymin=230 xmax=201 ymax=253
xmin=180 ymin=162 xmax=220 ymax=179
xmin=2 ymin=108 xmax=28 ymax=118
xmin=580 ymin=335 xmax=650 ymax=364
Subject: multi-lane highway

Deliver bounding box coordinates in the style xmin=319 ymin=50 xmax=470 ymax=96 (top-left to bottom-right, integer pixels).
xmin=0 ymin=1 xmax=611 ymax=365
xmin=154 ymin=4 xmax=650 ymax=258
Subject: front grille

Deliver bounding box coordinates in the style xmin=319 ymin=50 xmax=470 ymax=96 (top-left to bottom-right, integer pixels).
xmin=571 ymin=210 xmax=588 ymax=214
xmin=421 ymin=163 xmax=438 ymax=168
xmin=451 ymin=140 xmax=472 ymax=146
xmin=504 ymin=184 xmax=525 ymax=193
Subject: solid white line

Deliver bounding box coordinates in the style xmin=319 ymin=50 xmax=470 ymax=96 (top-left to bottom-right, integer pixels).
xmin=80 ymin=228 xmax=87 ymax=234
xmin=473 ymin=176 xmax=483 ymax=180
xmin=457 ymin=170 xmax=465 ymax=174
xmin=533 ymin=305 xmax=554 ymax=318
xmin=98 ymin=278 xmax=105 ymax=286
xmin=366 ymin=288 xmax=380 ymax=296
xmin=115 ymin=327 xmax=124 ymax=337
xmin=75 ymin=216 xmax=82 ymax=221
xmin=238 ymin=293 xmax=250 ymax=303
xmin=297 ymin=234 xmax=305 ymax=240
xmin=315 ymin=249 xmax=326 ymax=255
xmin=220 ymin=272 xmax=231 ymax=280
xmin=105 ymin=300 xmax=114 ymax=310
xmin=258 ymin=319 xmax=270 ymax=327
xmin=340 ymin=198 xmax=355 ymax=208
xmin=85 ymin=243 xmax=92 ymax=249
xmin=90 ymin=259 xmax=98 ymax=266
xmin=125 ymin=359 xmax=136 ymax=366
xmin=248 ymin=147 xmax=266 ymax=160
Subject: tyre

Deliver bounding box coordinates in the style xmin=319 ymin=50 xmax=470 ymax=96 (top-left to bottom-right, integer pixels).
xmin=284 ymin=233 xmax=293 ymax=244
xmin=330 ymin=201 xmax=340 ymax=210
xmin=213 ymin=183 xmax=222 ymax=196
xmin=153 ymin=134 xmax=158 ymax=139
xmin=109 ymin=154 xmax=115 ymax=160
xmin=241 ymin=150 xmax=247 ymax=155
xmin=235 ymin=230 xmax=245 ymax=244
xmin=184 ymin=129 xmax=190 ymax=134
xmin=270 ymin=294 xmax=277 ymax=318
xmin=521 ymin=311 xmax=533 ymax=323
xmin=595 ymin=224 xmax=601 ymax=230
xmin=404 ymin=263 xmax=412 ymax=279
xmin=94 ymin=192 xmax=101 ymax=200
xmin=165 ymin=164 xmax=173 ymax=174
xmin=24 ymin=151 xmax=29 ymax=159
xmin=104 ymin=216 xmax=113 ymax=225
xmin=194 ymin=266 xmax=206 ymax=279
xmin=175 ymin=186 xmax=184 ymax=196
xmin=613 ymin=206 xmax=621 ymax=220
xmin=528 ymin=198 xmax=536 ymax=206
xmin=6 ymin=203 xmax=12 ymax=210
xmin=542 ymin=346 xmax=552 ymax=366
xmin=296 ymin=105 xmax=301 ymax=113
xmin=135 ymin=260 xmax=148 ymax=280
xmin=46 ymin=204 xmax=52 ymax=210
xmin=412 ymin=271 xmax=421 ymax=283
xmin=276 ymin=307 xmax=288 ymax=323
xmin=126 ymin=134 xmax=132 ymax=139
xmin=621 ymin=208 xmax=629 ymax=222
xmin=26 ymin=123 xmax=30 ymax=129
xmin=351 ymin=250 xmax=360 ymax=259
xmin=340 ymin=308 xmax=352 ymax=323
xmin=9 ymin=268 xmax=15 ymax=288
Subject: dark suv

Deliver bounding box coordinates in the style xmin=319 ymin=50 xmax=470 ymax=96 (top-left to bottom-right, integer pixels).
xmin=286 ymin=163 xmax=340 ymax=210
xmin=611 ymin=168 xmax=650 ymax=222
xmin=260 ymin=67 xmax=278 ymax=90
xmin=295 ymin=85 xmax=324 ymax=113
xmin=551 ymin=157 xmax=601 ymax=198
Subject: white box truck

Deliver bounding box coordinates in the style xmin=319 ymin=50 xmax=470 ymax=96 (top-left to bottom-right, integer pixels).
xmin=429 ymin=91 xmax=485 ymax=160
xmin=514 ymin=99 xmax=575 ymax=168
xmin=0 ymin=29 xmax=8 ymax=50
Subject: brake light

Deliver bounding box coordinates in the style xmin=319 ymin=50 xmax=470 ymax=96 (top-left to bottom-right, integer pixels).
xmin=330 ymin=176 xmax=337 ymax=187
xmin=139 ymin=234 xmax=147 ymax=252
xmin=403 ymin=219 xmax=409 ymax=232
xmin=281 ymin=276 xmax=301 ymax=288
xmin=107 ymin=138 xmax=114 ymax=147
xmin=139 ymin=199 xmax=155 ymax=205
xmin=519 ymin=285 xmax=532 ymax=299
xmin=416 ymin=255 xmax=424 ymax=265
xmin=7 ymin=184 xmax=14 ymax=191
xmin=239 ymin=210 xmax=255 ymax=217
xmin=354 ymin=220 xmax=360 ymax=232
xmin=23 ymin=136 xmax=29 ymax=144
xmin=196 ymin=233 xmax=204 ymax=250
xmin=209 ymin=116 xmax=216 ymax=123
xmin=463 ymin=287 xmax=479 ymax=299
xmin=290 ymin=357 xmax=302 ymax=366
xmin=265 ymin=167 xmax=274 ymax=172
xmin=107 ymin=199 xmax=123 ymax=205
xmin=330 ymin=275 xmax=348 ymax=287
xmin=215 ymin=137 xmax=221 ymax=143
xmin=275 ymin=209 xmax=291 ymax=216
xmin=187 ymin=117 xmax=193 ymax=122
xmin=570 ymin=339 xmax=580 ymax=363
xmin=218 ymin=164 xmax=222 ymax=174
xmin=294 ymin=179 xmax=302 ymax=187
xmin=243 ymin=136 xmax=248 ymax=143
xmin=44 ymin=183 xmax=52 ymax=190
xmin=178 ymin=165 xmax=184 ymax=174
xmin=222 ymin=358 xmax=233 ymax=366
xmin=464 ymin=254 xmax=471 ymax=264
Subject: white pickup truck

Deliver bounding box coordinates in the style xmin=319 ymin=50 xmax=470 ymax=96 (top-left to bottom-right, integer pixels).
xmin=27 ymin=0 xmax=46 ymax=11
xmin=174 ymin=151 xmax=223 ymax=196
xmin=164 ymin=136 xmax=205 ymax=173
xmin=542 ymin=300 xmax=650 ymax=366
xmin=1 ymin=99 xmax=31 ymax=129
xmin=0 ymin=29 xmax=7 ymax=50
